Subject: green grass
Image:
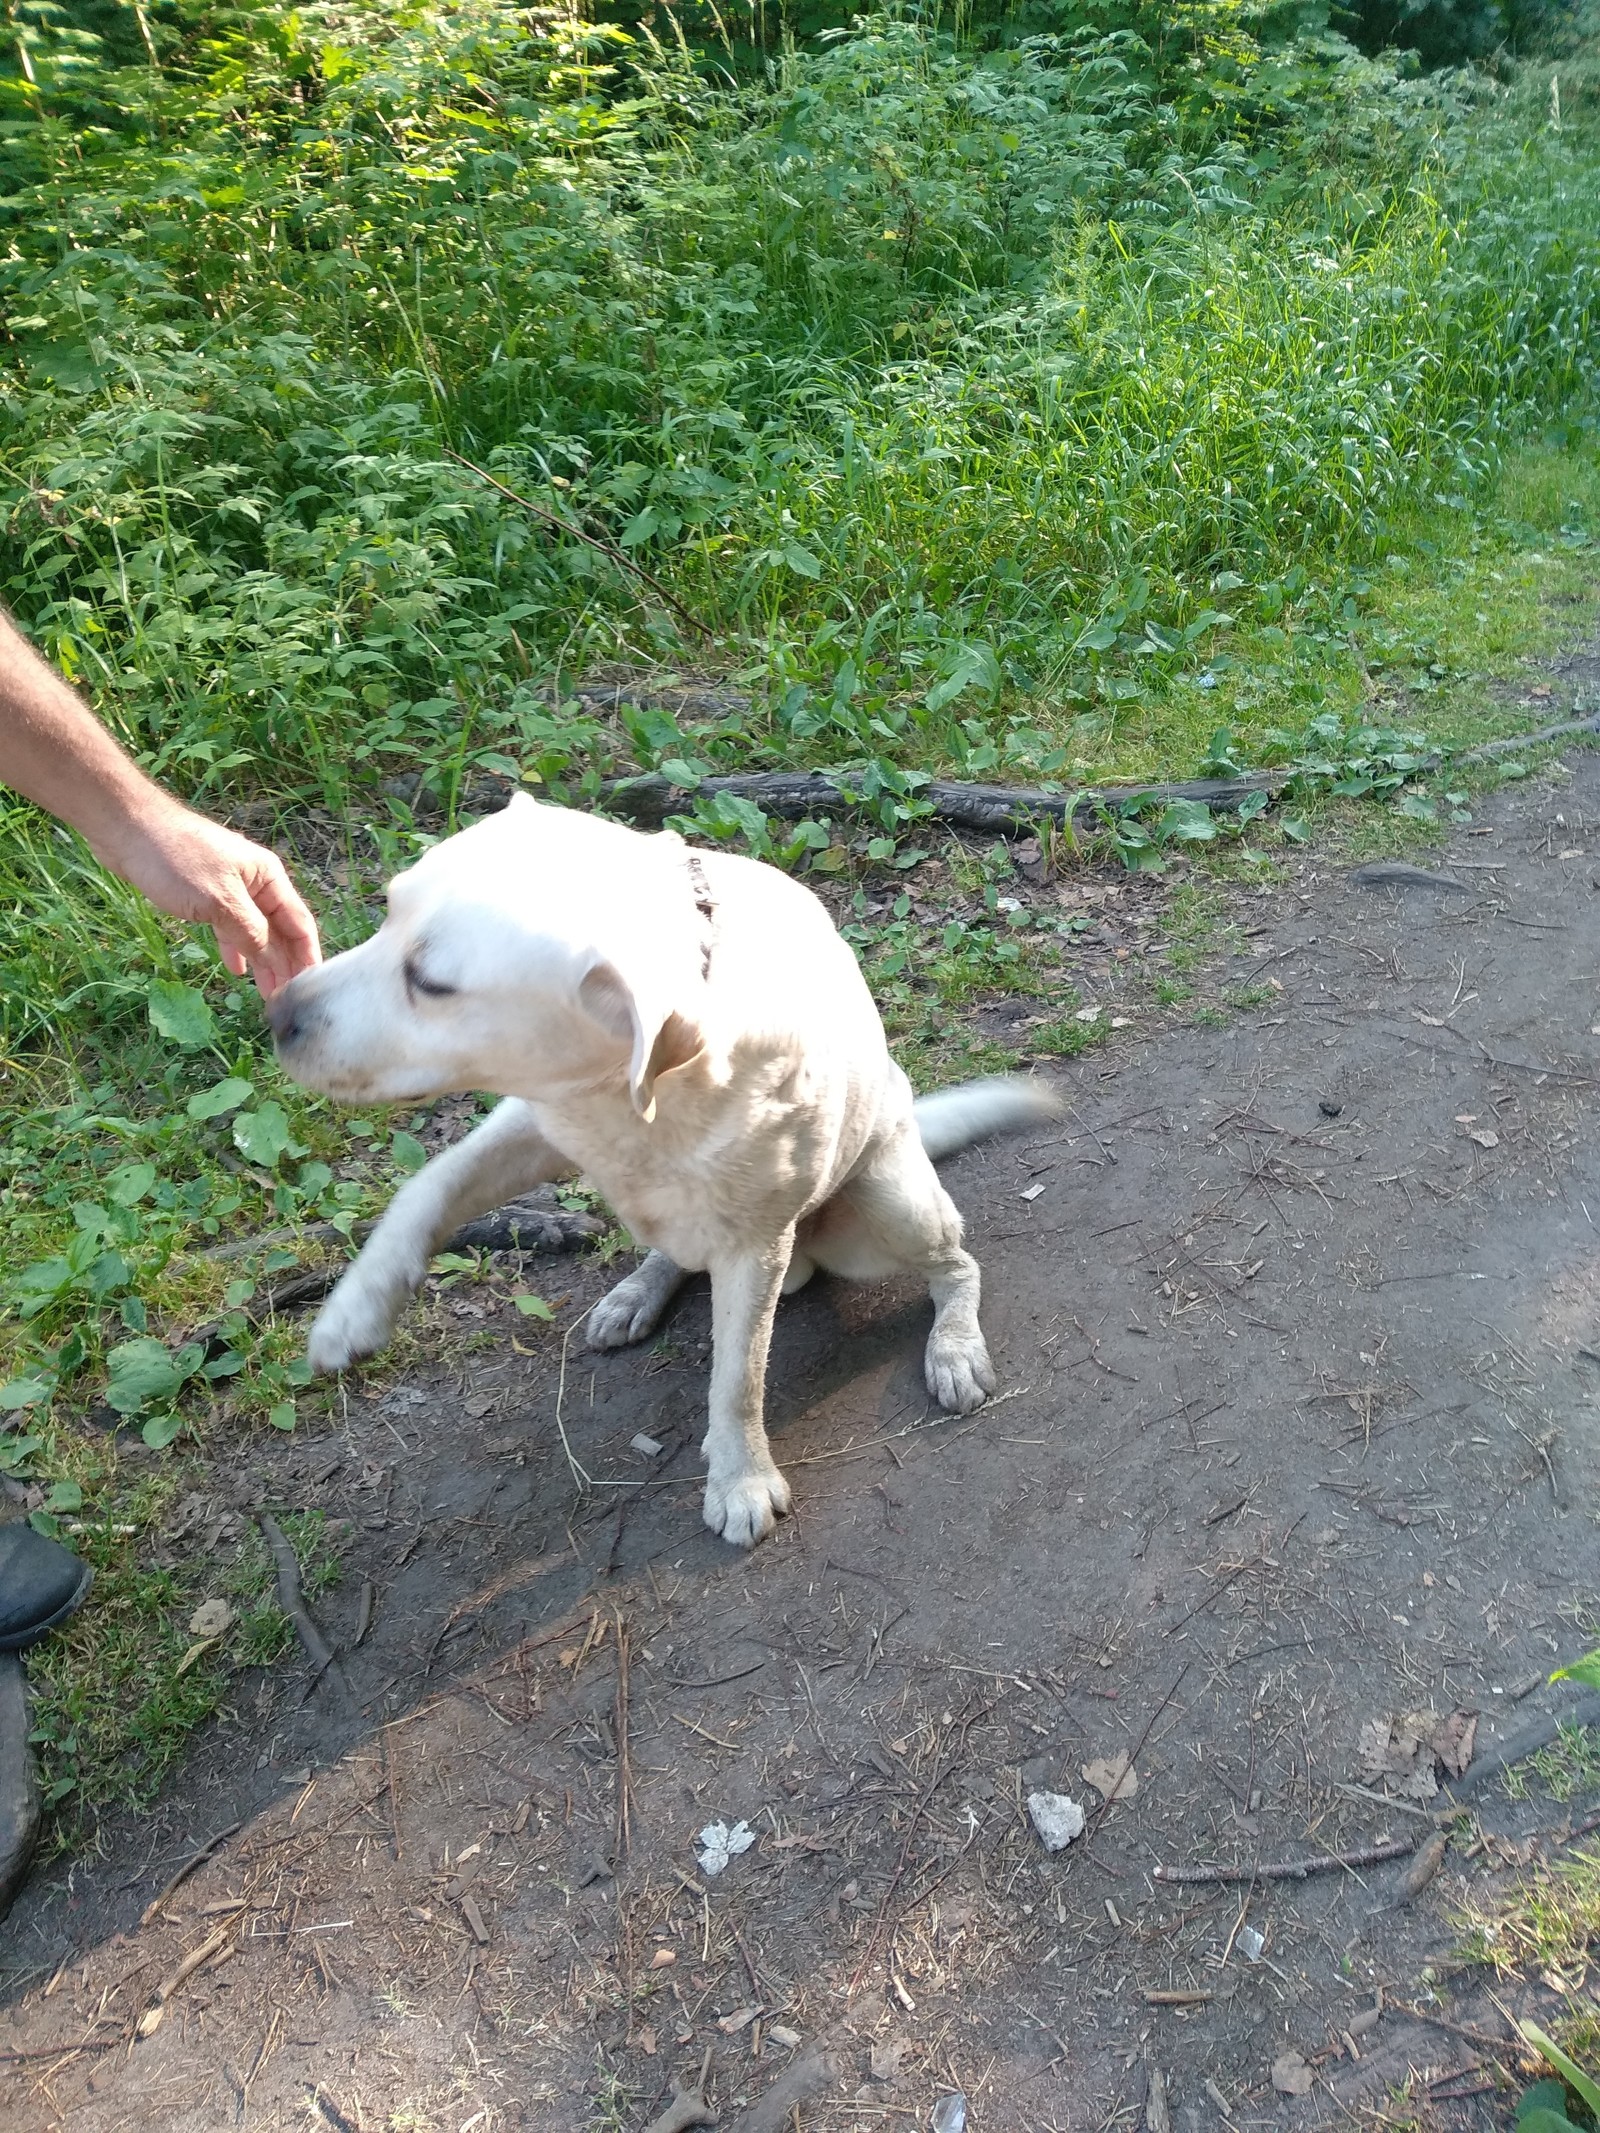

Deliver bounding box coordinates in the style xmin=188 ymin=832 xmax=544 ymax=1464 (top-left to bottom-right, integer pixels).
xmin=23 ymin=1496 xmax=338 ymax=1843
xmin=1505 ymin=1723 xmax=1600 ymax=1806
xmin=1456 ymin=1838 xmax=1600 ymax=1980
xmin=2 ymin=0 xmax=1600 ymax=1841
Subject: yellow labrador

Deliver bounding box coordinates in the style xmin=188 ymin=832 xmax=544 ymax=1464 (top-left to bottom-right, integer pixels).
xmin=269 ymin=796 xmax=1056 ymax=1545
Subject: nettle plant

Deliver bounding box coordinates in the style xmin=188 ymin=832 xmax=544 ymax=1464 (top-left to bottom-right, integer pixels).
xmin=0 ymin=973 xmax=424 ymax=1475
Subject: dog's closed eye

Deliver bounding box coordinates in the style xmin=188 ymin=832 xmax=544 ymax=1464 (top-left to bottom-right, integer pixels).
xmin=404 ymin=957 xmax=457 ymax=1001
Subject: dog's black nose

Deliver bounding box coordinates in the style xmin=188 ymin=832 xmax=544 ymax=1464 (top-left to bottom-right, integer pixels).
xmin=265 ymin=983 xmax=303 ymax=1049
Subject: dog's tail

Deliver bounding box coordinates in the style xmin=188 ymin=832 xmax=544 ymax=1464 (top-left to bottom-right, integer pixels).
xmin=914 ymin=1076 xmax=1062 ymax=1162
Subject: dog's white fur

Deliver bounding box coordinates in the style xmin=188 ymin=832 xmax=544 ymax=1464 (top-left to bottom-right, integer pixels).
xmin=269 ymin=795 xmax=1057 ymax=1546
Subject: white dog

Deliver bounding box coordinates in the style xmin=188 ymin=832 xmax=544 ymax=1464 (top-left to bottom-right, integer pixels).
xmin=268 ymin=795 xmax=1057 ymax=1546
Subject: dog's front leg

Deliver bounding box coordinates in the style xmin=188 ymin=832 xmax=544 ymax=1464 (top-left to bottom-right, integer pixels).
xmin=701 ymin=1233 xmax=796 ymax=1548
xmin=309 ymin=1099 xmax=567 ymax=1372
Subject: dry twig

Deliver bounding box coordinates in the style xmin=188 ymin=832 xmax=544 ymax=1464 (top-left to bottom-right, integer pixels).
xmin=258 ymin=1513 xmax=340 ymax=1692
xmin=1154 ymin=1834 xmax=1419 ymax=1884
xmin=444 ymin=448 xmax=714 ymax=640
xmin=138 ymin=1819 xmax=242 ymax=1927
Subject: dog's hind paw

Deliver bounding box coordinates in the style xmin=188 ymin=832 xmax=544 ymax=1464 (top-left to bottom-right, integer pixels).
xmin=703 ymin=1465 xmax=793 ymax=1549
xmin=307 ymin=1276 xmax=405 ymax=1373
xmin=925 ymin=1328 xmax=996 ymax=1415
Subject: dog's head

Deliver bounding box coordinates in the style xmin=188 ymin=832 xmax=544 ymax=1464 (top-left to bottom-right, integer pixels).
xmin=268 ymin=794 xmax=706 ymax=1115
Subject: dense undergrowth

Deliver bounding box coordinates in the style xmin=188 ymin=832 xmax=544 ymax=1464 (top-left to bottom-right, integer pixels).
xmin=2 ymin=0 xmax=1600 ymax=1826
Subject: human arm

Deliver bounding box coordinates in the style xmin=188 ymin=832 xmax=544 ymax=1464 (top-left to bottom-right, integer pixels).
xmin=0 ymin=610 xmax=320 ymax=996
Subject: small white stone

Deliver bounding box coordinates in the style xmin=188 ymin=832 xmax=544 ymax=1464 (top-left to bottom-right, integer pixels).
xmin=1026 ymin=1791 xmax=1085 ymax=1852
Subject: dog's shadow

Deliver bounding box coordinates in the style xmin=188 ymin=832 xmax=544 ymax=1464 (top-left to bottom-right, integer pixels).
xmin=638 ymin=1268 xmax=934 ymax=1443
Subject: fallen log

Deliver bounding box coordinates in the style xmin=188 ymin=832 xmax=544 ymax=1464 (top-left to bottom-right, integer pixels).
xmin=600 ymin=766 xmax=1291 ymax=834
xmin=1455 ymin=707 xmax=1600 ymax=761
xmin=205 ymin=1196 xmax=604 ymax=1266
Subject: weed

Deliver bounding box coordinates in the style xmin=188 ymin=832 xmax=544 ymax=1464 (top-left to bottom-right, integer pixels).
xmin=1503 ymin=1722 xmax=1600 ymax=1804
xmin=1455 ymin=1838 xmax=1600 ymax=1976
xmin=587 ymin=2058 xmax=635 ymax=2133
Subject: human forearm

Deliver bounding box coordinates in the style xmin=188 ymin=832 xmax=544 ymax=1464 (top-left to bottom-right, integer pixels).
xmin=0 ymin=612 xmax=172 ymax=871
xmin=0 ymin=611 xmax=321 ymax=994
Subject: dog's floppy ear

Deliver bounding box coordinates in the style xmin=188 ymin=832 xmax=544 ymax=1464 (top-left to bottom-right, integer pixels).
xmin=578 ymin=958 xmax=703 ymax=1122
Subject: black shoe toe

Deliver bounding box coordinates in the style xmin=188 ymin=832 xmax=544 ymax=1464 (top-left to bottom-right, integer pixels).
xmin=0 ymin=1523 xmax=94 ymax=1652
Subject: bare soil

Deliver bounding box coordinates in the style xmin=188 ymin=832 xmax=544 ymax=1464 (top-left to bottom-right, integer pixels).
xmin=5 ymin=665 xmax=1600 ymax=2133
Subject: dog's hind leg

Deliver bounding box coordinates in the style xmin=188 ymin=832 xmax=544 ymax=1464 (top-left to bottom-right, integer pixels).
xmin=701 ymin=1234 xmax=796 ymax=1548
xmin=309 ymin=1099 xmax=566 ymax=1372
xmin=586 ymin=1250 xmax=689 ymax=1349
xmin=827 ymin=1129 xmax=995 ymax=1415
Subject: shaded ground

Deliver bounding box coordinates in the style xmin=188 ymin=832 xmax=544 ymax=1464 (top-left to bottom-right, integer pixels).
xmin=6 ymin=676 xmax=1600 ymax=2130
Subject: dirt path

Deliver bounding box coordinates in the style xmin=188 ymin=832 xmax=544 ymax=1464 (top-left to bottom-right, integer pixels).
xmin=5 ymin=715 xmax=1600 ymax=2131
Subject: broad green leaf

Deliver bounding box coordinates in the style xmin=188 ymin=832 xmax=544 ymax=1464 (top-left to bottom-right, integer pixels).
xmin=147 ymin=981 xmax=215 ymax=1050
xmin=619 ymin=504 xmax=660 ymax=549
xmin=106 ymin=1160 xmax=157 ymax=1207
xmin=925 ymin=644 xmax=1001 ymax=717
xmin=44 ymin=1481 xmax=82 ymax=1514
xmin=514 ymin=1293 xmax=554 ymax=1319
xmin=268 ymin=1402 xmax=297 ymax=1431
xmin=106 ymin=1337 xmax=183 ymax=1415
xmin=1552 ymin=1651 xmax=1600 ymax=1691
xmin=142 ymin=1413 xmax=183 ymax=1450
xmin=390 ymin=1130 xmax=428 ymax=1175
xmin=781 ymin=540 xmax=822 ymax=579
xmin=1521 ymin=2025 xmax=1600 ymax=2118
xmin=1157 ymin=799 xmax=1217 ymax=843
xmin=0 ymin=1377 xmax=53 ymax=1410
xmin=85 ymin=1251 xmax=131 ymax=1301
xmin=234 ymin=1102 xmax=294 ymax=1168
xmin=1517 ymin=2082 xmax=1573 ymax=2123
xmin=188 ymin=1077 xmax=254 ymax=1120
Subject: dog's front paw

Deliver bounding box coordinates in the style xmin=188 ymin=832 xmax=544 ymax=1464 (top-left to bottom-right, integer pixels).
xmin=925 ymin=1328 xmax=996 ymax=1415
xmin=587 ymin=1270 xmax=670 ymax=1350
xmin=307 ymin=1272 xmax=409 ymax=1373
xmin=703 ymin=1465 xmax=793 ymax=1549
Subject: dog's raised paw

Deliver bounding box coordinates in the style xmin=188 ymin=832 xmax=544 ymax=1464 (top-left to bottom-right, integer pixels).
xmin=703 ymin=1466 xmax=793 ymax=1549
xmin=925 ymin=1329 xmax=996 ymax=1415
xmin=306 ymin=1281 xmax=402 ymax=1373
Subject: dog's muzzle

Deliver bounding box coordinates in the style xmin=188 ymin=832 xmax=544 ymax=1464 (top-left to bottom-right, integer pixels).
xmin=266 ymin=975 xmax=312 ymax=1054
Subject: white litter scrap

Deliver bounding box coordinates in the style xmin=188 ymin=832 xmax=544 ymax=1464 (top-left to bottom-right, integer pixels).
xmin=696 ymin=1820 xmax=756 ymax=1877
xmin=630 ymin=1432 xmax=664 ymax=1457
xmin=1026 ymin=1791 xmax=1086 ymax=1852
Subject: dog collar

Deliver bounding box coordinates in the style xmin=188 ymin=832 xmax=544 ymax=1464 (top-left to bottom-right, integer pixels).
xmin=686 ymin=851 xmax=716 ymax=980
xmin=686 ymin=848 xmax=716 ymax=981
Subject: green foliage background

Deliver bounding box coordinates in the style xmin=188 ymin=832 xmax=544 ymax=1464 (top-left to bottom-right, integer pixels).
xmin=2 ymin=0 xmax=1596 ymax=921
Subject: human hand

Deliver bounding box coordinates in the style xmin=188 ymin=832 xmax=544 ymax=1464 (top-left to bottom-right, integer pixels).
xmin=113 ymin=802 xmax=322 ymax=997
